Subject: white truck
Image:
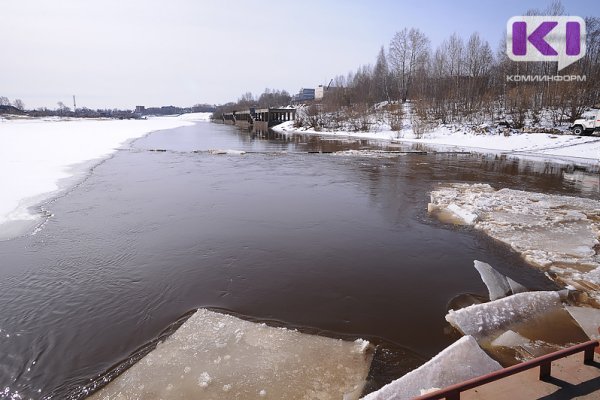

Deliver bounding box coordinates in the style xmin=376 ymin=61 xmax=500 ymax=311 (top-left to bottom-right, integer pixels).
xmin=571 ymin=110 xmax=600 ymax=136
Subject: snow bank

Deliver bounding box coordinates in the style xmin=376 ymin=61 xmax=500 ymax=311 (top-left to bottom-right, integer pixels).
xmin=0 ymin=115 xmax=197 ymax=239
xmin=177 ymin=112 xmax=212 ymax=122
xmin=429 ymin=183 xmax=600 ymax=302
xmin=88 ymin=309 xmax=373 ymax=400
xmin=362 ymin=336 xmax=501 ymax=400
xmin=273 ymin=119 xmax=600 ymax=165
xmin=445 ymin=291 xmax=562 ymax=339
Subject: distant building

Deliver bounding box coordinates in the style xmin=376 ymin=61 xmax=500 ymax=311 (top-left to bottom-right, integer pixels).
xmin=134 ymin=106 xmax=146 ymax=114
xmin=292 ymin=88 xmax=315 ymax=103
xmin=315 ymin=86 xmax=325 ymax=100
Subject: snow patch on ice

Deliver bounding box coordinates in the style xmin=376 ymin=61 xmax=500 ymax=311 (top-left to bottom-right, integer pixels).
xmin=362 ymin=336 xmax=501 ymax=400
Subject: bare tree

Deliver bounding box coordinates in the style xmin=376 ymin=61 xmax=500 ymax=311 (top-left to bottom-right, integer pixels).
xmin=465 ymin=33 xmax=493 ymax=78
xmin=445 ymin=33 xmax=464 ymax=77
xmin=0 ymin=96 xmax=9 ymax=106
xmin=389 ymin=28 xmax=430 ymax=102
xmin=13 ymin=99 xmax=25 ymax=110
xmin=372 ymin=46 xmax=390 ymax=103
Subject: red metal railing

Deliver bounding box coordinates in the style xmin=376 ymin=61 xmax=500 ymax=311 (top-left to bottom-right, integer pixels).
xmin=413 ymin=340 xmax=599 ymax=400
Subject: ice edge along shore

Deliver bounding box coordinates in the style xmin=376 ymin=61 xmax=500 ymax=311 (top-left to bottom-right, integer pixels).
xmin=0 ymin=113 xmax=211 ymax=240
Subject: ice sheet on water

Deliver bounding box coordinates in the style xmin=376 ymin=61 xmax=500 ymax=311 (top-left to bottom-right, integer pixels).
xmin=88 ymin=309 xmax=373 ymax=400
xmin=429 ymin=183 xmax=600 ymax=300
xmin=361 ymin=336 xmax=501 ymax=400
xmin=445 ymin=291 xmax=562 ymax=339
xmin=565 ymin=306 xmax=600 ymax=340
xmin=208 ymin=149 xmax=246 ymax=155
xmin=0 ymin=116 xmax=196 ymax=239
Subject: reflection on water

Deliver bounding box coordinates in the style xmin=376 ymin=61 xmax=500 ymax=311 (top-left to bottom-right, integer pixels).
xmin=563 ymin=170 xmax=600 ymax=194
xmin=0 ymin=122 xmax=598 ymax=399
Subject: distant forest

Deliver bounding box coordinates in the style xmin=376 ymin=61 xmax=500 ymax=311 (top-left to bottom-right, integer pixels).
xmin=0 ymin=96 xmax=216 ymax=119
xmin=214 ymin=1 xmax=599 ymax=129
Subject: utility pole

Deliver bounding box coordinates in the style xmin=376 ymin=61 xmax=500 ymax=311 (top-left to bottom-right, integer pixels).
xmin=73 ymin=95 xmax=76 ymax=111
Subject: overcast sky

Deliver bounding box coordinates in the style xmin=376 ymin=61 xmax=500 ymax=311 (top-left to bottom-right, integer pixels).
xmin=1 ymin=0 xmax=597 ymax=110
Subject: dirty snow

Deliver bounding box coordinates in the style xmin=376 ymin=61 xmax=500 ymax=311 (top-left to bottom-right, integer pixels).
xmin=88 ymin=308 xmax=373 ymax=400
xmin=445 ymin=291 xmax=562 ymax=339
xmin=362 ymin=336 xmax=501 ymax=400
xmin=0 ymin=114 xmax=203 ymax=240
xmin=429 ymin=183 xmax=600 ymax=302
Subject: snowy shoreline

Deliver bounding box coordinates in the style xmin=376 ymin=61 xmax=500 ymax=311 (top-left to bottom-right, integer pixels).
xmin=0 ymin=113 xmax=211 ymax=240
xmin=272 ymin=120 xmax=600 ymax=166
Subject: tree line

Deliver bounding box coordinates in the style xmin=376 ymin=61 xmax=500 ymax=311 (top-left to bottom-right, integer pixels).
xmin=319 ymin=1 xmax=599 ymax=129
xmin=211 ymin=89 xmax=292 ymax=120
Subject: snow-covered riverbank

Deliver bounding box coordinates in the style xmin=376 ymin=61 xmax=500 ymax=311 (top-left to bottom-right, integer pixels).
xmin=272 ymin=121 xmax=600 ymax=165
xmin=0 ymin=113 xmax=210 ymax=240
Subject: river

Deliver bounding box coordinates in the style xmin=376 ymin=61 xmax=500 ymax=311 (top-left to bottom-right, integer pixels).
xmin=0 ymin=121 xmax=598 ymax=399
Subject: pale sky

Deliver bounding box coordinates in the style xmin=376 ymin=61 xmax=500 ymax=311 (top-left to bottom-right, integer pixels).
xmin=1 ymin=0 xmax=598 ymax=110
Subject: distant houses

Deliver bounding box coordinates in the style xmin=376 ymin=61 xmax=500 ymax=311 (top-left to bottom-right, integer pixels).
xmin=0 ymin=105 xmax=26 ymax=115
xmin=292 ymin=88 xmax=316 ymax=103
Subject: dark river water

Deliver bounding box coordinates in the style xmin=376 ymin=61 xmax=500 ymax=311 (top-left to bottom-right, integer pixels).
xmin=0 ymin=121 xmax=598 ymax=399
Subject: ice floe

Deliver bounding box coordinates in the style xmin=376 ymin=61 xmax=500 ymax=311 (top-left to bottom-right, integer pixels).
xmin=362 ymin=336 xmax=501 ymax=400
xmin=473 ymin=260 xmax=528 ymax=300
xmin=565 ymin=306 xmax=600 ymax=340
xmin=429 ymin=183 xmax=600 ymax=303
xmin=490 ymin=330 xmax=531 ymax=348
xmin=88 ymin=309 xmax=373 ymax=400
xmin=445 ymin=291 xmax=562 ymax=339
xmin=208 ymin=149 xmax=246 ymax=155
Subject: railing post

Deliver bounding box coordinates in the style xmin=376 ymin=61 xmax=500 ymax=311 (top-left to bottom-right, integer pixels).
xmin=539 ymin=362 xmax=551 ymax=381
xmin=446 ymin=390 xmax=460 ymax=400
xmin=584 ymin=345 xmax=595 ymax=365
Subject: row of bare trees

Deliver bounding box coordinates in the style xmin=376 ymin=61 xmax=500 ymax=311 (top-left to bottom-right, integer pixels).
xmin=320 ymin=4 xmax=599 ymax=129
xmin=0 ymin=96 xmax=25 ymax=110
xmin=212 ymin=89 xmax=291 ymax=119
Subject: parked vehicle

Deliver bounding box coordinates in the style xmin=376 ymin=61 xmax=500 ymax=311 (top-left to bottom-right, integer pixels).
xmin=571 ymin=110 xmax=600 ymax=136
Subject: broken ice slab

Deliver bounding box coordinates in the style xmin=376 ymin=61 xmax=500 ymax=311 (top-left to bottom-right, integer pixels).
xmin=446 ymin=291 xmax=562 ymax=339
xmin=474 ymin=260 xmax=512 ymax=300
xmin=473 ymin=260 xmax=529 ymax=301
xmin=491 ymin=330 xmax=530 ymax=348
xmin=447 ymin=203 xmax=478 ymax=224
xmin=87 ymin=309 xmax=374 ymax=400
xmin=361 ymin=336 xmax=501 ymax=400
xmin=565 ymin=306 xmax=600 ymax=340
xmin=429 ymin=183 xmax=600 ymax=302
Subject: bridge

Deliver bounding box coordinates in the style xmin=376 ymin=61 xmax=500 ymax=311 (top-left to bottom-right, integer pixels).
xmin=222 ymin=107 xmax=296 ymax=129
